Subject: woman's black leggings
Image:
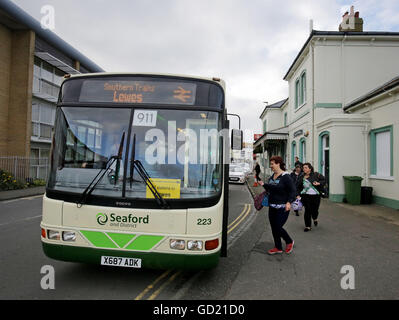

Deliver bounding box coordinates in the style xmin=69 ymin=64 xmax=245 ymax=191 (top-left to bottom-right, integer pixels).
xmin=268 ymin=207 xmax=293 ymax=250
xmin=301 ymin=194 xmax=321 ymax=228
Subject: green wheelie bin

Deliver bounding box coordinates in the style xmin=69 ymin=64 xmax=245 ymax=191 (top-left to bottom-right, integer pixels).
xmin=343 ymin=176 xmax=363 ymax=205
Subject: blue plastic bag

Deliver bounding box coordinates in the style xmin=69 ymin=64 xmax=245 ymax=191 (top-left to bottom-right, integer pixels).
xmin=261 ymin=193 xmax=269 ymax=207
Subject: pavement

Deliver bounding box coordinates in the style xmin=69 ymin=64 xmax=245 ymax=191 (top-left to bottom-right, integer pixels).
xmin=0 ymin=186 xmax=45 ymax=201
xmin=223 ymin=175 xmax=399 ymax=300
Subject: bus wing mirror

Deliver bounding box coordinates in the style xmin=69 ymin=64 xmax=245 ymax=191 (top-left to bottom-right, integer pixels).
xmin=231 ymin=129 xmax=243 ymax=150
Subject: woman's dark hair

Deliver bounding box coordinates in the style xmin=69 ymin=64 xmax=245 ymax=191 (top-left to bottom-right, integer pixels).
xmin=270 ymin=156 xmax=286 ymax=171
xmin=303 ymin=162 xmax=314 ymax=172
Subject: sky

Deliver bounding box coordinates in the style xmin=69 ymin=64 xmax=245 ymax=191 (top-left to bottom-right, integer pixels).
xmin=10 ymin=0 xmax=399 ymax=142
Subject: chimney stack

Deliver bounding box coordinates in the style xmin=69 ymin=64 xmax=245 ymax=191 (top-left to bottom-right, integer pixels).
xmin=339 ymin=5 xmax=363 ymax=32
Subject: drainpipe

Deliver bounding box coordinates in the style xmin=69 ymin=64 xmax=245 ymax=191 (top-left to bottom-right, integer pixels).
xmin=311 ymin=40 xmax=315 ymax=167
xmin=341 ymin=35 xmax=347 ymax=113
xmin=363 ymin=123 xmax=370 ymax=186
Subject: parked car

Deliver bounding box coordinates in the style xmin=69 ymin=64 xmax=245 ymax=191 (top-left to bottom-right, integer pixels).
xmin=229 ymin=165 xmax=247 ymax=184
xmin=233 ymin=162 xmax=251 ymax=177
xmin=241 ymin=163 xmax=252 ymax=176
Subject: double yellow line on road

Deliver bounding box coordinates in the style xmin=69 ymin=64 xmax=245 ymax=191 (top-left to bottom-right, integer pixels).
xmin=227 ymin=203 xmax=251 ymax=234
xmin=134 ymin=203 xmax=252 ymax=300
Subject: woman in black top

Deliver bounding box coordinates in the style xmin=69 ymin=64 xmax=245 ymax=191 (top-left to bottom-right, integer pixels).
xmin=290 ymin=164 xmax=304 ymax=216
xmin=297 ymin=163 xmax=326 ymax=232
xmin=259 ymin=156 xmax=296 ymax=255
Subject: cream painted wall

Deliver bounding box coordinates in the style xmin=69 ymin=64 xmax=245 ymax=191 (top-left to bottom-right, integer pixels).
xmin=350 ymin=93 xmax=399 ymax=203
xmin=343 ymin=43 xmax=399 ymax=104
xmin=260 ymin=109 xmax=283 ymax=132
xmin=316 ymin=115 xmax=371 ymax=197
xmin=314 ymin=39 xmax=399 ymax=106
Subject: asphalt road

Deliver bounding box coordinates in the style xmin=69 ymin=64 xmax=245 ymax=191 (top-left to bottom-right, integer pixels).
xmin=0 ymin=183 xmax=256 ymax=300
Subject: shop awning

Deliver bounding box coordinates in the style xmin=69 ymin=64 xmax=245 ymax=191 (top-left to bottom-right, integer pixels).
xmin=253 ymin=128 xmax=288 ymax=152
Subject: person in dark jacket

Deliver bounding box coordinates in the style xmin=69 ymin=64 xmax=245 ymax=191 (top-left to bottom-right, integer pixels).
xmin=259 ymin=156 xmax=296 ymax=255
xmin=297 ymin=162 xmax=326 ymax=232
xmin=254 ymin=162 xmax=261 ymax=184
xmin=294 ymin=156 xmax=302 ymax=168
xmin=290 ymin=164 xmax=304 ymax=216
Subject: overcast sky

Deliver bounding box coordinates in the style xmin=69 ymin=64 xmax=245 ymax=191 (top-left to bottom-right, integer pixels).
xmin=11 ymin=0 xmax=399 ymax=141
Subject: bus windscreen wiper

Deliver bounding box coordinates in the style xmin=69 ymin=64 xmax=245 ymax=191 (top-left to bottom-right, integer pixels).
xmin=77 ymin=132 xmax=125 ymax=207
xmin=133 ymin=160 xmax=169 ymax=209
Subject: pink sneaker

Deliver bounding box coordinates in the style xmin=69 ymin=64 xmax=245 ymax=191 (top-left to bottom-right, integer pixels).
xmin=285 ymin=241 xmax=294 ymax=254
xmin=267 ymin=248 xmax=283 ymax=255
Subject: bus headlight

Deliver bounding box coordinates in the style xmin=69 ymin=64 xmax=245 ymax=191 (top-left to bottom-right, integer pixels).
xmin=187 ymin=240 xmax=203 ymax=251
xmin=170 ymin=239 xmax=185 ymax=250
xmin=47 ymin=230 xmax=60 ymax=240
xmin=62 ymin=231 xmax=76 ymax=242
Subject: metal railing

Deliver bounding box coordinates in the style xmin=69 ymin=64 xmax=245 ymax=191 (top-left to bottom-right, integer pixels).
xmin=0 ymin=156 xmax=49 ymax=182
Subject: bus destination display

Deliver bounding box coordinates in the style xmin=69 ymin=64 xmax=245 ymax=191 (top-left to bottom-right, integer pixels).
xmin=79 ymin=80 xmax=197 ymax=105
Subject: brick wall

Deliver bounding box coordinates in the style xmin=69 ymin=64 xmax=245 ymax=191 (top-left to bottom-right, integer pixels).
xmin=7 ymin=30 xmax=35 ymax=157
xmin=0 ymin=23 xmax=12 ymax=154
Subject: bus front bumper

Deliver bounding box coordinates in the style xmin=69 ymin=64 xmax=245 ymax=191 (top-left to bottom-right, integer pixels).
xmin=42 ymin=242 xmax=220 ymax=270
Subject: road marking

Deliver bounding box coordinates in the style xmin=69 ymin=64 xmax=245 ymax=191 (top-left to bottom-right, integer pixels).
xmin=227 ymin=204 xmax=249 ymax=229
xmin=228 ymin=204 xmax=251 ymax=234
xmin=134 ymin=201 xmax=253 ymax=301
xmin=134 ymin=269 xmax=173 ymax=300
xmin=147 ymin=271 xmax=182 ymax=300
xmin=137 ymin=203 xmax=253 ymax=301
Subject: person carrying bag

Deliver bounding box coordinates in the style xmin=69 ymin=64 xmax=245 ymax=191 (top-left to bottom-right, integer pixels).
xmin=258 ymin=156 xmax=296 ymax=255
xmin=297 ymin=162 xmax=326 ymax=232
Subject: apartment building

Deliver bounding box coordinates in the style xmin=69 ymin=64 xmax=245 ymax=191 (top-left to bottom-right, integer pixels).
xmin=0 ymin=0 xmax=103 ymax=178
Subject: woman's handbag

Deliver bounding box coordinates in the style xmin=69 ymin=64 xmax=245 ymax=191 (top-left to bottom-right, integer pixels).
xmin=254 ymin=191 xmax=268 ymax=211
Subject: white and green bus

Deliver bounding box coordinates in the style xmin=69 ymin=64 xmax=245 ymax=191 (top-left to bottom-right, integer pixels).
xmin=41 ymin=73 xmax=234 ymax=269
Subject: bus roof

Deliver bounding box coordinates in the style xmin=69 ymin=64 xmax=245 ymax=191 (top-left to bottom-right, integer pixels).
xmin=65 ymin=72 xmax=226 ymax=91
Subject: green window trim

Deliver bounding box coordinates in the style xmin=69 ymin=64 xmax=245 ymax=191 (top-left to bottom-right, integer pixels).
xmin=284 ymin=112 xmax=287 ymax=126
xmin=294 ymin=71 xmax=307 ymax=109
xmin=295 ymin=79 xmax=300 ymax=109
xmin=370 ymin=125 xmax=393 ymax=177
xmin=291 ymin=141 xmax=297 ymax=166
xmin=314 ymin=103 xmax=342 ymax=109
xmin=299 ymin=137 xmax=306 ymax=163
xmin=300 ymin=71 xmax=306 ymax=105
xmin=318 ymin=131 xmax=330 ymax=173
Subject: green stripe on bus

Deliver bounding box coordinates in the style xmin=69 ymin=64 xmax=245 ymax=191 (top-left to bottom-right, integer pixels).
xmin=81 ymin=231 xmax=118 ymax=249
xmin=107 ymin=232 xmax=135 ymax=248
xmin=125 ymin=235 xmax=164 ymax=251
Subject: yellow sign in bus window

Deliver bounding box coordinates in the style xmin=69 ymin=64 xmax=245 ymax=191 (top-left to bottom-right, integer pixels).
xmin=146 ymin=178 xmax=181 ymax=199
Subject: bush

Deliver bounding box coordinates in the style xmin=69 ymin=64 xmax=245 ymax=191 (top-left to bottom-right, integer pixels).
xmin=0 ymin=169 xmax=27 ymax=191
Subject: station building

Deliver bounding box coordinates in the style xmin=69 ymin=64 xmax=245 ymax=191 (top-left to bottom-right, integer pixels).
xmin=254 ymin=10 xmax=399 ymax=209
xmin=0 ymin=0 xmax=103 ymax=177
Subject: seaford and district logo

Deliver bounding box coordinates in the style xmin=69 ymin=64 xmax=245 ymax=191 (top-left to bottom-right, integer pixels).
xmin=96 ymin=213 xmax=108 ymax=225
xmin=96 ymin=212 xmax=149 ymax=228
